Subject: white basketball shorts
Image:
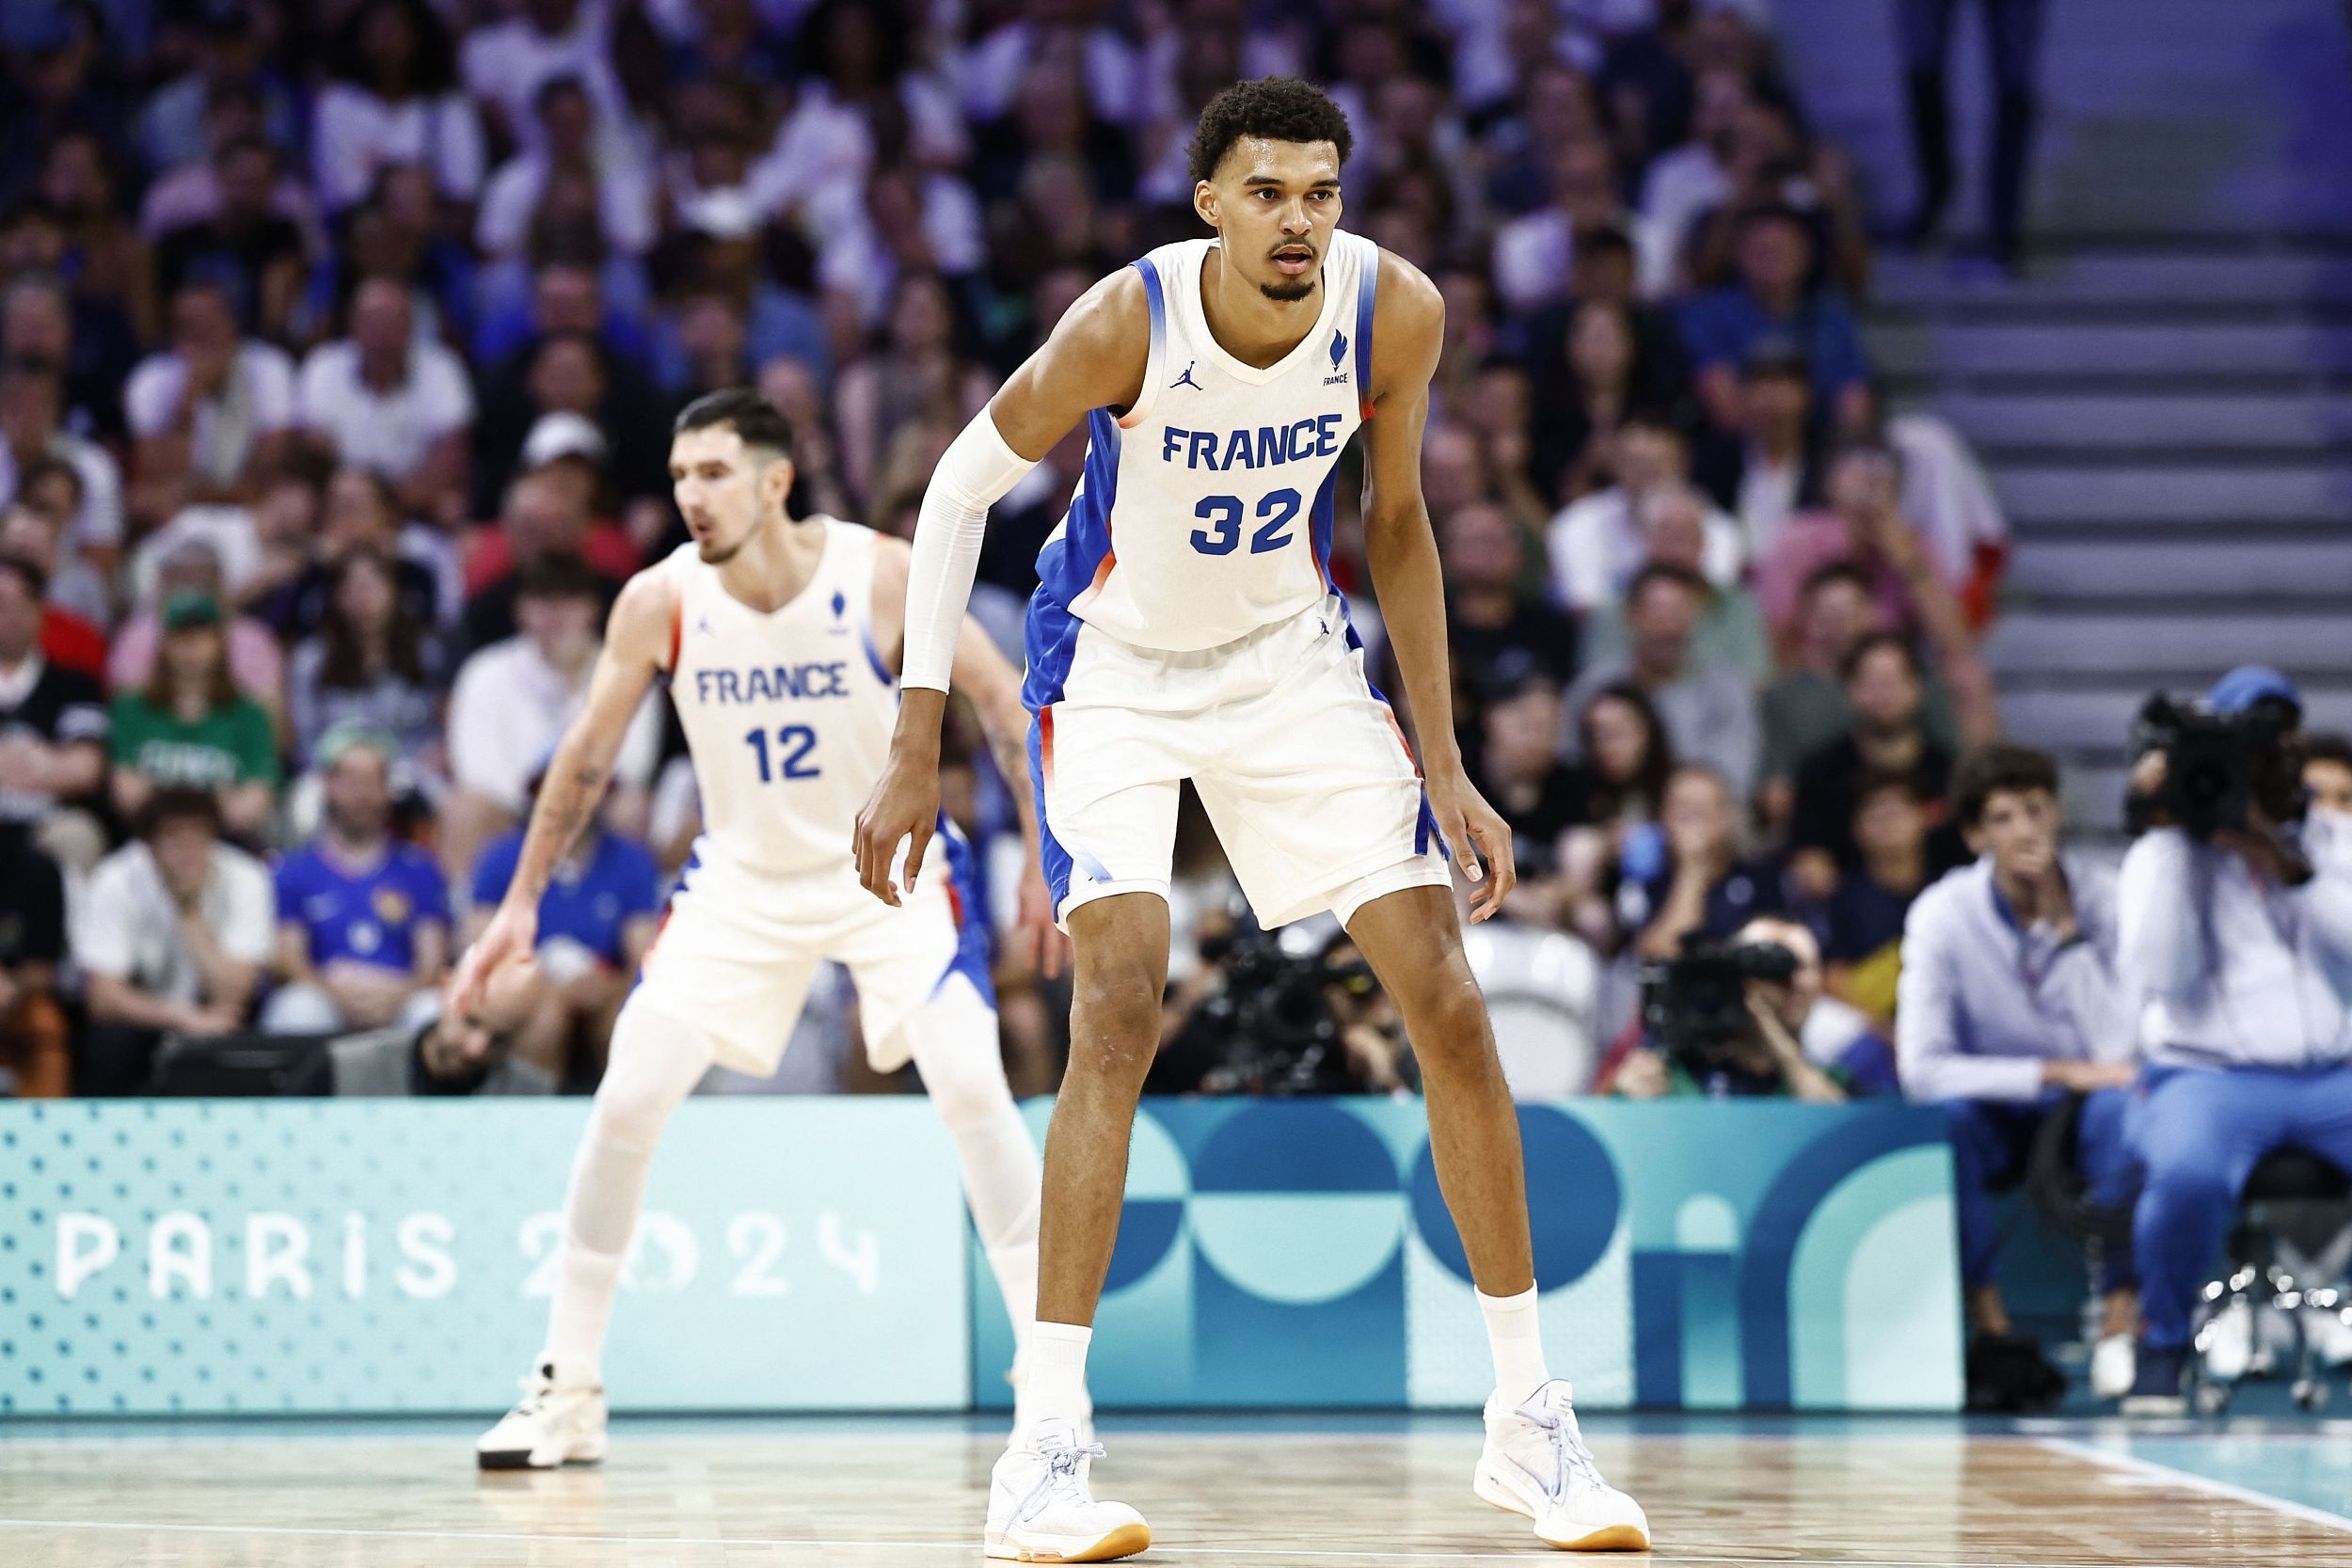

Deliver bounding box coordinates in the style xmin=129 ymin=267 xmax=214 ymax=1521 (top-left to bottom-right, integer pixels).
xmin=631 ymin=826 xmax=993 ymax=1075
xmin=1025 ymin=592 xmax=1454 ymax=931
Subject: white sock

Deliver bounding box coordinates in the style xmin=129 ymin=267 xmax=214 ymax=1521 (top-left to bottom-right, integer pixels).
xmin=1022 ymin=1320 xmax=1092 ymax=1433
xmin=1478 ymin=1285 xmax=1551 ymax=1404
xmin=542 ymin=1243 xmax=625 ymax=1387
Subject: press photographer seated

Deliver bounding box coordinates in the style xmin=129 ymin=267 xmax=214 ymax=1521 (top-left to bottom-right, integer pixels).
xmin=1614 ymin=920 xmax=1853 ymax=1102
xmin=2114 ymin=666 xmax=2352 ymax=1413
xmin=1896 ymin=742 xmax=2137 ymax=1398
xmin=1151 ymin=927 xmax=1413 ymax=1097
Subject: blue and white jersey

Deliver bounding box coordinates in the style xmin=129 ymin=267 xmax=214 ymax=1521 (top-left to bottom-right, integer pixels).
xmin=1025 ymin=230 xmax=1382 ymax=694
xmin=662 ymin=518 xmax=898 ymax=880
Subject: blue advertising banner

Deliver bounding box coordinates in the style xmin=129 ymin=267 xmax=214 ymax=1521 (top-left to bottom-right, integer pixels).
xmin=971 ymin=1101 xmax=1963 ymax=1412
xmin=0 ymin=1100 xmax=970 ymax=1416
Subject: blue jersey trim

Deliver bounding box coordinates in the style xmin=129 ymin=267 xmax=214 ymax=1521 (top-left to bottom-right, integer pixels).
xmin=1133 ymin=256 xmax=1167 ymax=367
xmin=930 ymin=813 xmax=996 ymax=1007
xmin=1353 ymin=246 xmax=1378 ymax=408
xmin=1025 ymin=717 xmax=1074 ymax=916
xmin=860 ymin=622 xmax=894 ymax=687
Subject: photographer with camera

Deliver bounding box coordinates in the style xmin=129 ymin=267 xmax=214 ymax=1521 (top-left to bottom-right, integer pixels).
xmin=2115 ymin=666 xmax=2352 ymax=1412
xmin=1617 ymin=919 xmax=1851 ymax=1102
xmin=1897 ymin=743 xmax=2138 ymax=1402
xmin=1151 ymin=926 xmax=1412 ymax=1098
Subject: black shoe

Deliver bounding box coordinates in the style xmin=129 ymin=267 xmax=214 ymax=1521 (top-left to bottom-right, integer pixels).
xmin=2120 ymin=1344 xmax=2186 ymax=1417
xmin=1964 ymin=1332 xmax=2066 ymax=1413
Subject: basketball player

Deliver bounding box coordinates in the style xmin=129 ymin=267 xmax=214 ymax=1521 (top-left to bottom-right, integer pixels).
xmin=857 ymin=80 xmax=1650 ymax=1561
xmin=453 ymin=390 xmax=1057 ymax=1469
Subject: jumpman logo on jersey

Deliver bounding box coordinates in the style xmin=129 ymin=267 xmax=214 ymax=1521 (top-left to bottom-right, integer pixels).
xmin=1169 ymin=359 xmax=1203 ymax=391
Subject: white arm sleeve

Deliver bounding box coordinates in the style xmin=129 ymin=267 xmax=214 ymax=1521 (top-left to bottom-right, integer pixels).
xmin=902 ymin=408 xmax=1037 ymax=693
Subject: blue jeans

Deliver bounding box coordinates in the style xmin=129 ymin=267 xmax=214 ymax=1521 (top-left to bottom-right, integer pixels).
xmin=2129 ymin=1063 xmax=2352 ymax=1351
xmin=1944 ymin=1088 xmax=2135 ymax=1294
xmin=1898 ymin=0 xmax=2045 ymax=87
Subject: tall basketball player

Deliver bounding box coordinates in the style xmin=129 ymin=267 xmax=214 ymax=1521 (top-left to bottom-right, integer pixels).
xmin=857 ymin=80 xmax=1650 ymax=1560
xmin=453 ymin=390 xmax=1057 ymax=1469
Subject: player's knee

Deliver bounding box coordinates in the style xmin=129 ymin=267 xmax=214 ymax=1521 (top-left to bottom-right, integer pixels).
xmin=1066 ymin=967 xmax=1161 ymax=1081
xmin=1389 ymin=965 xmax=1492 ymax=1070
xmin=914 ymin=1014 xmax=1019 ymax=1133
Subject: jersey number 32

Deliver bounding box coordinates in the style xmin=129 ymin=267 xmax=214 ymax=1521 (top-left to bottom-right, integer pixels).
xmin=1190 ymin=487 xmax=1301 ymax=556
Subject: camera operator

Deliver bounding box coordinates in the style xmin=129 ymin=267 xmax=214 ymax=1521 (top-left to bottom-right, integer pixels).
xmin=1150 ymin=926 xmax=1410 ymax=1096
xmin=2116 ymin=666 xmax=2352 ymax=1412
xmin=1617 ymin=922 xmax=1850 ymax=1102
xmin=1897 ymin=743 xmax=2138 ymax=1399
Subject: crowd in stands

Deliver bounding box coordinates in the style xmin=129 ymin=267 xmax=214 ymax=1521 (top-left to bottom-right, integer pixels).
xmin=0 ymin=0 xmax=2035 ymax=1106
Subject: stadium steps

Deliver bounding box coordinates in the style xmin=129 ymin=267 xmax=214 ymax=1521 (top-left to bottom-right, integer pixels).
xmin=1870 ymin=236 xmax=2352 ymax=828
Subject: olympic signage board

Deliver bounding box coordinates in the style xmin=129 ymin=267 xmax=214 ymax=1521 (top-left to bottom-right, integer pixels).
xmin=970 ymin=1100 xmax=1963 ymax=1412
xmin=0 ymin=1100 xmax=969 ymax=1415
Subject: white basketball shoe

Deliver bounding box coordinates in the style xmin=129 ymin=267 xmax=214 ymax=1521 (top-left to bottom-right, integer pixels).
xmin=475 ymin=1362 xmax=609 ymax=1470
xmin=1475 ymin=1381 xmax=1651 ymax=1551
xmin=984 ymin=1419 xmax=1150 ymax=1562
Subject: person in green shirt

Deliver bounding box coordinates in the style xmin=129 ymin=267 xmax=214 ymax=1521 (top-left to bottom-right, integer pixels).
xmin=110 ymin=589 xmax=280 ymax=841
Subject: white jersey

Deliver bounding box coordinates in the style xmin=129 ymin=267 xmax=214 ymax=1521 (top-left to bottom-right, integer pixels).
xmin=1026 ymin=230 xmax=1380 ymax=672
xmin=661 ymin=517 xmax=897 ymax=880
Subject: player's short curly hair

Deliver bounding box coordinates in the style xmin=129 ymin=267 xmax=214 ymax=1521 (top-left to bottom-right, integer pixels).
xmin=1186 ymin=76 xmax=1354 ymax=184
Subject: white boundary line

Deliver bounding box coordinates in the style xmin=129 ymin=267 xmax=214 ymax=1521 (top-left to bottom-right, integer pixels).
xmin=2035 ymin=1436 xmax=2352 ymax=1535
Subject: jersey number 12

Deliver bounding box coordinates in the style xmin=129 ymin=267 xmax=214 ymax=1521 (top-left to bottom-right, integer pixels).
xmin=745 ymin=724 xmax=820 ymax=781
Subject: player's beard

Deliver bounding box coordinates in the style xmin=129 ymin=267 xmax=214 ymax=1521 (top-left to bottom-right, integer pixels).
xmin=1258 ymin=277 xmax=1316 ymax=303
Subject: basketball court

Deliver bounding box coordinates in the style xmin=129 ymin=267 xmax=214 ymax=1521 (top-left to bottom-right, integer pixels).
xmin=3 ymin=1413 xmax=2347 ymax=1566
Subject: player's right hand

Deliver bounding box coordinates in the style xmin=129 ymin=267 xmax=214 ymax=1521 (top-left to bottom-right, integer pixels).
xmin=448 ymin=899 xmax=538 ymax=1022
xmin=853 ymin=747 xmax=940 ymax=908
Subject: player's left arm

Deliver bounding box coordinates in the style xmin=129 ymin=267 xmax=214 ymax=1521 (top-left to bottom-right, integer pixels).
xmin=1359 ymin=252 xmax=1517 ymax=922
xmin=871 ymin=538 xmax=1067 ymax=976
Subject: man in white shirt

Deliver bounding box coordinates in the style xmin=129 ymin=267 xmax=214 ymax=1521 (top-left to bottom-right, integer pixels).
xmin=1546 ymin=411 xmax=1741 ymax=613
xmin=125 ymin=279 xmax=296 ymax=510
xmin=1562 ymin=563 xmax=1759 ymax=802
xmin=2115 ymin=667 xmax=2352 ymax=1411
xmin=74 ymin=786 xmax=276 ymax=1093
xmin=442 ymin=552 xmax=660 ymax=881
xmin=475 ymin=75 xmax=655 ymax=260
xmin=1898 ymin=743 xmax=2139 ymax=1394
xmin=294 ymin=277 xmax=473 ymax=521
xmin=459 ymin=0 xmax=625 ymax=156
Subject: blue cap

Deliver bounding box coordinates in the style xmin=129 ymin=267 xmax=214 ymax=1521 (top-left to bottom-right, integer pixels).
xmin=2207 ymin=664 xmax=2301 ymax=716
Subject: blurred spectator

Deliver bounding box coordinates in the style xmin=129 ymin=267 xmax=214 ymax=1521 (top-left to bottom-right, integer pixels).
xmin=1581 ymin=483 xmax=1771 ymax=683
xmin=37 ymin=129 xmax=155 ymax=343
xmin=1557 ymin=682 xmax=1677 ymax=952
xmin=1680 ymin=92 xmax=1872 ymax=302
xmin=1898 ymin=742 xmax=2137 ymax=1372
xmin=73 ymin=787 xmax=274 ymax=1095
xmin=0 ymin=829 xmax=69 ymax=1096
xmin=1822 ymin=772 xmax=1935 ymax=1026
xmin=468 ymin=782 xmax=663 ymax=1079
xmin=108 ymin=589 xmax=280 ymax=842
xmin=326 ymin=962 xmax=557 ymax=1097
xmin=1694 ymin=338 xmax=1822 ymax=562
xmin=474 ymin=255 xmax=656 ymax=381
xmin=459 ymin=0 xmax=625 ymax=160
xmin=1 ymin=500 xmax=108 ymax=675
xmin=261 ymin=465 xmax=447 ymax=643
xmin=0 ymin=553 xmax=106 ymax=842
xmin=137 ymin=81 xmax=318 ymax=244
xmin=151 ymin=134 xmax=307 ymax=342
xmin=1471 ymin=673 xmax=1586 ymax=925
xmin=1756 ymin=438 xmax=1997 ymax=739
xmin=124 ymin=278 xmax=296 ymax=525
xmin=1788 ymin=631 xmax=1958 ymax=895
xmin=478 ymin=75 xmax=656 ymax=261
xmin=1758 ymin=563 xmax=1961 ymax=831
xmin=294 ymin=277 xmax=473 ymax=525
xmin=2307 ymin=733 xmax=2352 ymax=817
xmin=263 ymin=726 xmax=449 ymax=1036
xmin=1426 ymin=500 xmax=1578 ymax=759
xmin=0 ymin=9 xmax=134 ymax=213
xmin=1544 ymin=411 xmax=1741 ymax=613
xmin=1679 ymin=205 xmax=1870 ymax=435
xmin=835 ymin=272 xmax=993 ymax=511
xmin=136 ymin=8 xmax=298 ymax=178
xmin=312 ymin=0 xmax=487 ymax=216
xmin=441 ymin=552 xmax=660 ymax=880
xmin=303 ymin=164 xmax=480 ymax=355
xmin=459 ymin=464 xmax=630 ymax=656
xmin=1899 ymin=0 xmax=2043 ymax=268
xmin=1521 ymin=299 xmax=1666 ymax=507
xmin=287 ymin=547 xmax=447 ymax=779
xmin=1493 ymin=135 xmax=1670 ymax=315
xmin=109 ymin=538 xmax=287 ymax=721
xmin=1889 ymin=410 xmax=2010 ymax=629
xmin=1641 ymin=66 xmax=1746 ymax=284
xmin=0 ymin=355 xmax=123 ymax=579
xmin=1628 ymin=764 xmax=1787 ymax=959
xmin=3 ymin=268 xmax=134 ymax=444
xmin=1565 ymin=563 xmax=1758 ymax=802
xmin=471 ymin=322 xmax=670 ymax=516
xmin=1613 ymin=939 xmax=1851 ymax=1105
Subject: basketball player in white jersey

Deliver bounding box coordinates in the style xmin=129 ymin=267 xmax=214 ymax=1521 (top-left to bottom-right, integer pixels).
xmin=452 ymin=390 xmax=1058 ymax=1469
xmin=858 ymin=80 xmax=1650 ymax=1561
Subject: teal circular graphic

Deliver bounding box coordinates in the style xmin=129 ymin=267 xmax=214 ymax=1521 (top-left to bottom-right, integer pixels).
xmin=1409 ymin=1106 xmax=1620 ymax=1291
xmin=1187 ymin=1104 xmax=1404 ymax=1304
xmin=1104 ymin=1108 xmax=1189 ymax=1292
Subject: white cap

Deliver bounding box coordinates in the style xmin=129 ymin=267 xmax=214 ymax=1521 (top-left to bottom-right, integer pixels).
xmin=522 ymin=410 xmax=608 ymax=469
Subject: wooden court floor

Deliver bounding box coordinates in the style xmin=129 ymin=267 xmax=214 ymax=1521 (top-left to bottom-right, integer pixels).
xmin=0 ymin=1417 xmax=2347 ymax=1567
